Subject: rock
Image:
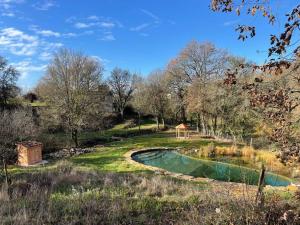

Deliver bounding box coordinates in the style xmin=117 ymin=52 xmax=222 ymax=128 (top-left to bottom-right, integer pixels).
xmin=47 ymin=148 xmax=95 ymax=160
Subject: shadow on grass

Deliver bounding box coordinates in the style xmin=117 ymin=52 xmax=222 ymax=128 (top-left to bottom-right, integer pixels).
xmin=72 ymin=155 xmax=121 ymax=167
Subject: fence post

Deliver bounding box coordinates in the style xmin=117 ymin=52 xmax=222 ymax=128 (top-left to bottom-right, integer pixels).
xmin=255 ymin=164 xmax=266 ymax=206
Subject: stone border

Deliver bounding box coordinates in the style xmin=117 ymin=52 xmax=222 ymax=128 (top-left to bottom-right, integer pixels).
xmin=125 ymin=147 xmax=297 ymax=191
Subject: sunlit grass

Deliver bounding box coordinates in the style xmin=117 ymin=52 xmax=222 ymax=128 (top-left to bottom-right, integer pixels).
xmin=71 ymin=133 xmax=232 ymax=172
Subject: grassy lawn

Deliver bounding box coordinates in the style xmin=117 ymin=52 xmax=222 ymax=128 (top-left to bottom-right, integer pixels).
xmin=39 ymin=119 xmax=159 ymax=152
xmin=4 ymin=124 xmax=299 ymax=225
xmin=70 ymin=132 xmax=231 ymax=172
xmin=9 ymin=128 xmax=233 ymax=176
xmin=10 ymin=118 xmax=293 ymax=182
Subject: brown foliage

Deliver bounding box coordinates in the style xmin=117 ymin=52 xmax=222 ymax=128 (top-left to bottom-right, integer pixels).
xmin=211 ymin=1 xmax=299 ymax=61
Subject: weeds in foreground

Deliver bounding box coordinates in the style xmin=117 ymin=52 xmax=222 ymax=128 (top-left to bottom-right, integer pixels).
xmin=0 ymin=161 xmax=299 ymax=225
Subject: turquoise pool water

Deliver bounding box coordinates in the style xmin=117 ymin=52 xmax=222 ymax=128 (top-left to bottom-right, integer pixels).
xmin=132 ymin=150 xmax=291 ymax=187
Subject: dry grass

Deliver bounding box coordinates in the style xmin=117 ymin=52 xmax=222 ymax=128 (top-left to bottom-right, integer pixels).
xmin=190 ymin=144 xmax=295 ymax=177
xmin=0 ymin=161 xmax=299 ymax=225
xmin=197 ymin=143 xmax=240 ymax=158
xmin=241 ymin=146 xmax=256 ymax=158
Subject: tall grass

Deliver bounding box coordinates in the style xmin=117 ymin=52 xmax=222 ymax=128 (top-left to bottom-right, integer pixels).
xmin=0 ymin=162 xmax=299 ymax=225
xmin=186 ymin=144 xmax=295 ymax=177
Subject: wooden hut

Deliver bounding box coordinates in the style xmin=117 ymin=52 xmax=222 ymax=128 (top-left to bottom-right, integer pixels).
xmin=175 ymin=123 xmax=190 ymax=139
xmin=17 ymin=141 xmax=43 ymax=166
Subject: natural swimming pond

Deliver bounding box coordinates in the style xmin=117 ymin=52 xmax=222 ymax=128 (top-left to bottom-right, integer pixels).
xmin=132 ymin=149 xmax=291 ymax=187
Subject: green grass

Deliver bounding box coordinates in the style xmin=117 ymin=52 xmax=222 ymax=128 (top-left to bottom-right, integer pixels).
xmin=39 ymin=119 xmax=159 ymax=152
xmin=71 ymin=132 xmax=232 ymax=172
xmin=10 ymin=128 xmax=233 ymax=175
xmin=10 ymin=120 xmax=289 ymax=182
xmin=4 ymin=124 xmax=298 ymax=225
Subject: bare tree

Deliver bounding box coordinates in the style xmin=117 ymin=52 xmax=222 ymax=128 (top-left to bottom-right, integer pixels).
xmin=174 ymin=41 xmax=228 ymax=83
xmin=0 ymin=56 xmax=20 ymax=109
xmin=0 ymin=109 xmax=37 ymax=187
xmin=166 ymin=41 xmax=229 ymax=126
xmin=37 ymin=49 xmax=105 ymax=147
xmin=131 ymin=77 xmax=147 ymax=132
xmin=166 ymin=60 xmax=188 ymax=123
xmin=108 ymin=67 xmax=137 ymax=120
xmin=145 ymin=70 xmax=170 ymax=129
xmin=169 ymin=41 xmax=229 ymax=133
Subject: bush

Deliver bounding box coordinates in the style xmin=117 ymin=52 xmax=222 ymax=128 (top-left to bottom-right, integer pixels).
xmin=241 ymin=146 xmax=256 ymax=158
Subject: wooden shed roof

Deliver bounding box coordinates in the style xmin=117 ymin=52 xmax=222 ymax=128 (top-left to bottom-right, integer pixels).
xmin=175 ymin=123 xmax=189 ymax=129
xmin=16 ymin=141 xmax=42 ymax=148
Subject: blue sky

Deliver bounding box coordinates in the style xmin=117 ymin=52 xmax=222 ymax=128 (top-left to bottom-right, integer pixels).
xmin=0 ymin=0 xmax=296 ymax=91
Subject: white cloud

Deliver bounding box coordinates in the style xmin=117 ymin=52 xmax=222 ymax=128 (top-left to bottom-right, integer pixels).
xmin=30 ymin=25 xmax=78 ymax=38
xmin=74 ymin=21 xmax=116 ymax=29
xmin=100 ymin=22 xmax=115 ymax=28
xmin=38 ymin=42 xmax=62 ymax=61
xmin=141 ymin=9 xmax=160 ymax=21
xmin=39 ymin=52 xmax=52 ymax=61
xmin=0 ymin=27 xmax=39 ymax=56
xmin=63 ymin=32 xmax=77 ymax=38
xmin=0 ymin=27 xmax=63 ymax=57
xmin=130 ymin=23 xmax=150 ymax=32
xmin=36 ymin=29 xmax=60 ymax=37
xmin=30 ymin=26 xmax=61 ymax=37
xmin=44 ymin=42 xmax=63 ymax=48
xmin=33 ymin=0 xmax=57 ymax=11
xmin=87 ymin=15 xmax=99 ymax=21
xmin=74 ymin=22 xmax=91 ymax=29
xmin=91 ymin=55 xmax=110 ymax=65
xmin=65 ymin=16 xmax=76 ymax=23
xmin=130 ymin=9 xmax=162 ymax=36
xmin=1 ymin=12 xmax=15 ymax=17
xmin=100 ymin=33 xmax=115 ymax=41
xmin=13 ymin=60 xmax=47 ymax=80
xmin=70 ymin=16 xmax=120 ymax=30
xmin=0 ymin=0 xmax=24 ymax=19
xmin=0 ymin=0 xmax=24 ymax=9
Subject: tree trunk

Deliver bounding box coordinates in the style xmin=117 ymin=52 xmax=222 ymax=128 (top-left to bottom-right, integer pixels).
xmin=156 ymin=116 xmax=160 ymax=130
xmin=201 ymin=114 xmax=207 ymax=135
xmin=162 ymin=118 xmax=165 ymax=129
xmin=196 ymin=113 xmax=200 ymax=133
xmin=213 ymin=115 xmax=217 ymax=135
xmin=71 ymin=129 xmax=79 ymax=147
xmin=181 ymin=106 xmax=186 ymax=123
xmin=256 ymin=164 xmax=266 ymax=207
xmin=120 ymin=109 xmax=124 ymax=121
xmin=138 ymin=112 xmax=141 ymax=133
xmin=3 ymin=159 xmax=9 ymax=188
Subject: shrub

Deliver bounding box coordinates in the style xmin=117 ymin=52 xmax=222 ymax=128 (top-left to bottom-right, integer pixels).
xmin=241 ymin=146 xmax=256 ymax=158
